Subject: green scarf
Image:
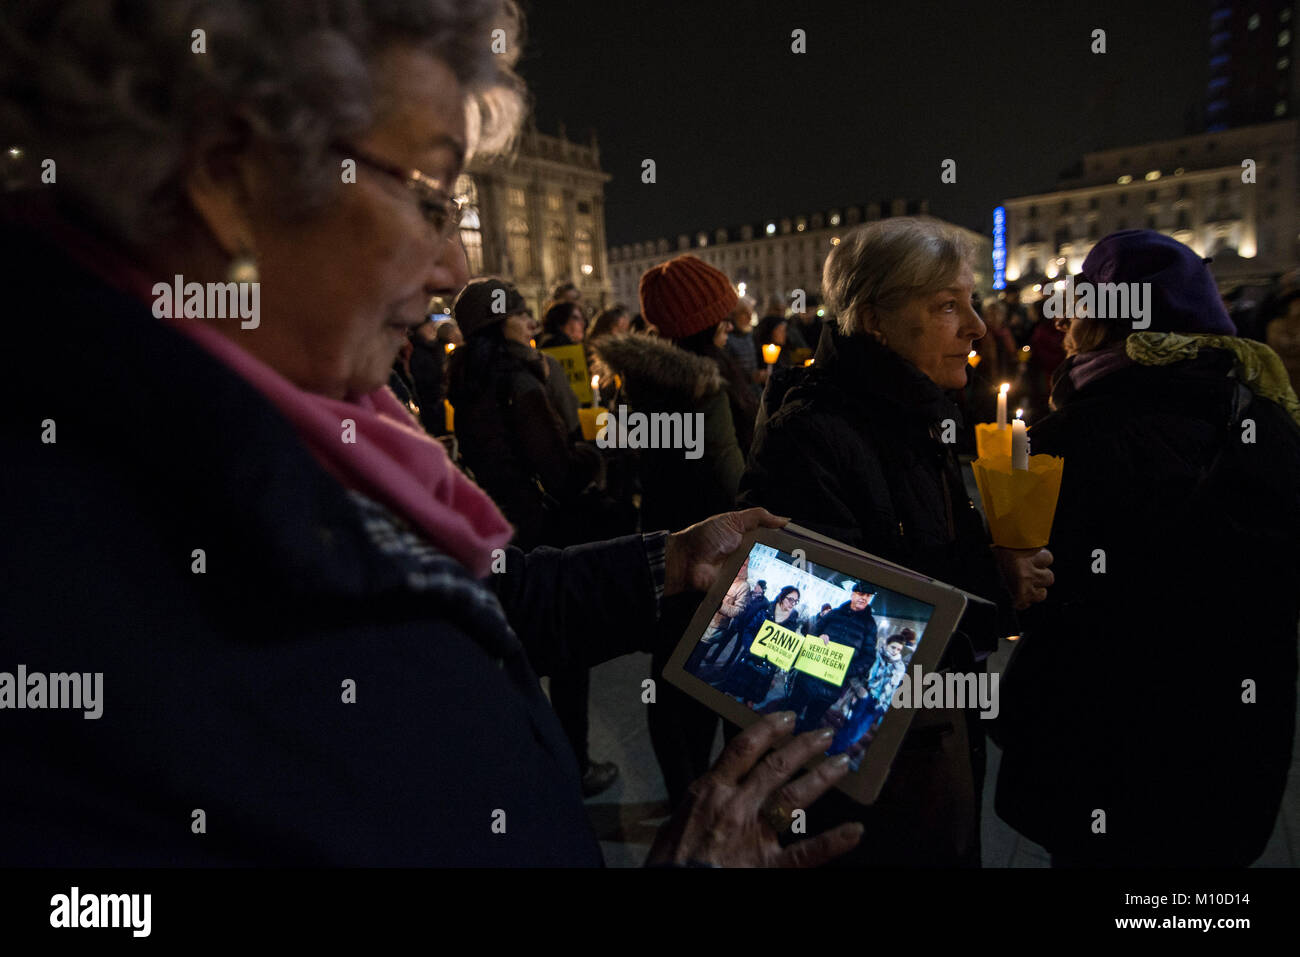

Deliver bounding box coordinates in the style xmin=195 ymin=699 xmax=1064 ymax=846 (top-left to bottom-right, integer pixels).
xmin=1126 ymin=332 xmax=1300 ymax=427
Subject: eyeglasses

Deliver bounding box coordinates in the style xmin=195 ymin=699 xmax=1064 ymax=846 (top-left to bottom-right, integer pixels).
xmin=335 ymin=142 xmax=468 ymax=244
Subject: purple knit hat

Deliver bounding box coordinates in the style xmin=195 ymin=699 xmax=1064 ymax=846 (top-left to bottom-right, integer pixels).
xmin=1079 ymin=229 xmax=1236 ymax=335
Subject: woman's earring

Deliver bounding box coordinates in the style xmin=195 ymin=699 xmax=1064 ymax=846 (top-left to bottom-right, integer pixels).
xmin=227 ymin=247 xmax=259 ymax=284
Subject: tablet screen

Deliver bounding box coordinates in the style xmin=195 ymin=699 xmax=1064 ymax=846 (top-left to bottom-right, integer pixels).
xmin=682 ymin=540 xmax=936 ymax=771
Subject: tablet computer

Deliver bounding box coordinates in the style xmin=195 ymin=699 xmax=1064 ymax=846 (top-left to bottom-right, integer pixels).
xmin=662 ymin=524 xmax=971 ymax=805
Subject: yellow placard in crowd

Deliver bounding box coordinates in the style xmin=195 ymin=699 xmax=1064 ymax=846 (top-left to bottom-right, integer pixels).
xmin=748 ymin=619 xmax=806 ymax=673
xmin=792 ymin=638 xmax=855 ymax=687
xmin=539 ymin=344 xmax=593 ymax=403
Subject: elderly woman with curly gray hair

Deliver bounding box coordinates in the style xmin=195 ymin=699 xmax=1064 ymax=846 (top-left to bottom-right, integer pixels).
xmin=0 ymin=0 xmax=862 ymax=867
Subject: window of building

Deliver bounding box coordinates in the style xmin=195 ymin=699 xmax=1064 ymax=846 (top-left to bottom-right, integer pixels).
xmin=546 ymin=193 xmax=561 ymax=212
xmin=575 ymin=229 xmax=593 ymax=277
xmin=697 ymin=231 xmax=708 ymax=247
xmin=576 ymin=200 xmax=591 ymax=215
xmin=1118 ymin=193 xmax=1128 ymax=206
xmin=506 ymin=217 xmax=531 ymax=275
xmin=1280 ymin=29 xmax=1292 ymax=47
xmin=1028 ymin=205 xmax=1037 ymax=218
xmin=1277 ymin=100 xmax=1288 ymax=116
xmin=1061 ymin=200 xmax=1071 ymax=214
xmin=1089 ymin=196 xmax=1099 ymax=210
xmin=455 ymin=175 xmax=483 ymax=275
xmin=508 ymin=186 xmax=526 ymax=207
xmin=547 ymin=222 xmax=568 ymax=279
xmin=1146 ymin=214 xmax=1157 ymax=230
xmin=1248 ymin=12 xmax=1261 ymax=29
xmin=829 ymin=211 xmax=841 ymax=226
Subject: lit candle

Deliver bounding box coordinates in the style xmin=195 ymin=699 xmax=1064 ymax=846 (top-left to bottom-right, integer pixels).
xmin=997 ymin=383 xmax=1009 ymax=429
xmin=967 ymin=349 xmax=981 ymax=368
xmin=529 ymin=338 xmax=536 ymax=349
xmin=444 ymin=342 xmax=456 ymax=354
xmin=1011 ymin=410 xmax=1028 ymax=470
xmin=803 ymin=358 xmax=814 ymax=366
xmin=762 ymin=343 xmax=781 ymax=365
xmin=591 ymin=374 xmax=600 ymax=391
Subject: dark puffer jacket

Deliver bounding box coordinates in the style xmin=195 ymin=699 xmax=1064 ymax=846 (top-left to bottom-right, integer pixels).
xmin=592 ymin=333 xmax=745 ymax=534
xmin=591 ymin=332 xmax=747 ymax=808
xmin=994 ymin=349 xmax=1300 ymax=866
xmin=739 ymin=324 xmax=1016 ymax=867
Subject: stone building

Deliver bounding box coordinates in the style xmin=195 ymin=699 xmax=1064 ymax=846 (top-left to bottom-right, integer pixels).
xmin=456 ymin=122 xmax=612 ymax=315
xmin=1002 ymin=120 xmax=1298 ymax=291
xmin=607 ymin=200 xmax=992 ymax=312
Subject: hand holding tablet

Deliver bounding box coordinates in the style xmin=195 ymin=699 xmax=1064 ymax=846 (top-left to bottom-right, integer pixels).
xmin=645 ymin=711 xmax=865 ymax=868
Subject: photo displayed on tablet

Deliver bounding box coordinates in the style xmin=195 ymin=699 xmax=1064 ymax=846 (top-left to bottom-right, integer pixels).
xmin=682 ymin=540 xmax=935 ymax=772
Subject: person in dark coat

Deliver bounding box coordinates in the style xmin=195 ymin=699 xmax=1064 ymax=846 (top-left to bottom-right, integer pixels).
xmin=739 ymin=217 xmax=1054 ymax=867
xmin=448 ymin=277 xmax=626 ymax=795
xmin=769 ymin=584 xmax=878 ymax=733
xmin=718 ymin=586 xmax=802 ymax=706
xmin=537 ymin=300 xmax=586 ymax=349
xmin=994 ymin=230 xmax=1300 ymax=867
xmin=591 ymin=255 xmax=750 ymax=809
xmin=447 ymin=278 xmax=601 ymax=551
xmin=408 ymin=318 xmax=452 ymax=436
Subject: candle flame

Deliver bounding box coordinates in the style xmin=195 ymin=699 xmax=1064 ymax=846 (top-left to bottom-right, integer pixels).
xmin=444 ymin=342 xmax=456 ymax=353
xmin=591 ymin=374 xmax=600 ymax=389
xmin=999 ymin=382 xmax=1010 ymax=395
xmin=1015 ymin=408 xmax=1024 ymax=419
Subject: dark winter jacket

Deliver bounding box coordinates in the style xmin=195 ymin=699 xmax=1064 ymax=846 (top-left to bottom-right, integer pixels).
xmin=408 ymin=337 xmax=448 ymax=436
xmin=994 ymin=348 xmax=1300 ymax=866
xmin=810 ymin=602 xmax=878 ymax=685
xmin=0 ymin=220 xmax=664 ymax=866
xmin=592 ymin=333 xmax=745 ymax=534
xmin=740 ymin=326 xmax=1015 ymax=654
xmin=447 ymin=336 xmax=599 ymax=549
xmin=739 ymin=324 xmax=1016 ymax=866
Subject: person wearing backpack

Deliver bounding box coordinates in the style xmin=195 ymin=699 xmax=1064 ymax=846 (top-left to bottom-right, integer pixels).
xmin=994 ymin=230 xmax=1300 ymax=867
xmin=739 ymin=218 xmax=1052 ymax=866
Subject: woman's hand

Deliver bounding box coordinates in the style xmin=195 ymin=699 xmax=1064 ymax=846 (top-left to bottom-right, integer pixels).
xmin=663 ymin=508 xmax=789 ymax=596
xmin=993 ymin=546 xmax=1055 ymax=610
xmin=646 ymin=711 xmax=865 ymax=868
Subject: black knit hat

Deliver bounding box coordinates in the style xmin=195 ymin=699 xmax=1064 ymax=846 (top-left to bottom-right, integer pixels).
xmin=453 ymin=277 xmax=527 ymax=338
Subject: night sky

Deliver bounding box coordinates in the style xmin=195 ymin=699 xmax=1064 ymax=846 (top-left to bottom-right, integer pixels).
xmin=520 ymin=0 xmax=1209 ymax=246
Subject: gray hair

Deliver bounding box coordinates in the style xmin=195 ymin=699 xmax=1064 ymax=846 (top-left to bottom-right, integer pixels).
xmin=0 ymin=0 xmax=527 ymax=243
xmin=823 ymin=218 xmax=972 ymax=336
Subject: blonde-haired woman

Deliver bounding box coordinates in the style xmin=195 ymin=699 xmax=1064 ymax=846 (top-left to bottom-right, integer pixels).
xmin=740 ymin=217 xmax=1053 ymax=867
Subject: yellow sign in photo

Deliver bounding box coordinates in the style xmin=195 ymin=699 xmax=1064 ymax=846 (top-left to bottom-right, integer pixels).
xmin=792 ymin=638 xmax=855 ymax=687
xmin=748 ymin=620 xmax=806 ymax=673
xmin=539 ymin=343 xmax=593 ymax=403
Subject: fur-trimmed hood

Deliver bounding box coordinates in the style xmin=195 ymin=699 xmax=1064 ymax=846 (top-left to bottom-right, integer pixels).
xmin=591 ymin=333 xmax=725 ymax=412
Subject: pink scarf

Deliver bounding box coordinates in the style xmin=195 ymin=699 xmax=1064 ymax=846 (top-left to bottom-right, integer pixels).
xmin=179 ymin=321 xmax=513 ymax=578
xmin=24 ymin=204 xmax=512 ymax=577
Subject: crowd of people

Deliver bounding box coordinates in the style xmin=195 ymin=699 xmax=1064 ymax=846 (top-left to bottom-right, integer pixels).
xmin=4 ymin=0 xmax=1299 ymax=870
